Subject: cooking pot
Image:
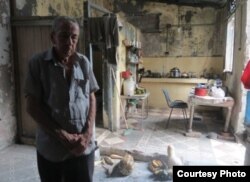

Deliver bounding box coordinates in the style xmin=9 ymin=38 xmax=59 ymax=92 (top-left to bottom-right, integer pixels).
xmin=170 ymin=67 xmax=181 ymax=78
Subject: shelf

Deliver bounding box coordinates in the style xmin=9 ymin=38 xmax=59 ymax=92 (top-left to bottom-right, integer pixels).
xmin=141 ymin=78 xmax=208 ymax=84
xmin=127 ymin=61 xmax=139 ymax=64
xmin=127 ymin=61 xmax=143 ymax=65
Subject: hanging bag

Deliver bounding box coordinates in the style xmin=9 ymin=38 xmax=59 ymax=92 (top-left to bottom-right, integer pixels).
xmin=241 ymin=60 xmax=250 ymax=89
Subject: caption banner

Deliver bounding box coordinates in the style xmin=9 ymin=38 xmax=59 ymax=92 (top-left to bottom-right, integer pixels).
xmin=173 ymin=166 xmax=250 ymax=182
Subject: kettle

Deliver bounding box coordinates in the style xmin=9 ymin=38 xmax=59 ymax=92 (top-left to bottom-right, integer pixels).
xmin=170 ymin=67 xmax=181 ymax=78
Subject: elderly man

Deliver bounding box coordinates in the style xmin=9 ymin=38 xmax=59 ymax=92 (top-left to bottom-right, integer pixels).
xmin=25 ymin=16 xmax=99 ymax=182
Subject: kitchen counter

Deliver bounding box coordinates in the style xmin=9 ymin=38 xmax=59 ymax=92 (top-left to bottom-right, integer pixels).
xmin=139 ymin=78 xmax=208 ymax=109
xmin=141 ymin=78 xmax=208 ymax=84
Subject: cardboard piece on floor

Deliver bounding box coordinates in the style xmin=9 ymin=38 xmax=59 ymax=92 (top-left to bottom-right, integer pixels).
xmin=104 ymin=137 xmax=125 ymax=145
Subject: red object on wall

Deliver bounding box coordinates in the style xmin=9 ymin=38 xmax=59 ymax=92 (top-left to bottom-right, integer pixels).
xmin=195 ymin=87 xmax=208 ymax=96
xmin=241 ymin=60 xmax=250 ymax=89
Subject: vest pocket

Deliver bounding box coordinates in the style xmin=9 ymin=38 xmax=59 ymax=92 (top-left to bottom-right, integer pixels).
xmin=78 ymin=79 xmax=89 ymax=97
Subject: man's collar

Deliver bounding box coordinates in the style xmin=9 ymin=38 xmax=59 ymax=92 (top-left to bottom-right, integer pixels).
xmin=44 ymin=47 xmax=81 ymax=66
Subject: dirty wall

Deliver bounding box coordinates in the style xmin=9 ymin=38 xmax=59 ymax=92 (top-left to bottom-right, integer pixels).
xmin=112 ymin=1 xmax=225 ymax=57
xmin=0 ymin=0 xmax=16 ymax=150
xmin=140 ymin=2 xmax=225 ymax=57
xmin=14 ymin=0 xmax=84 ymax=17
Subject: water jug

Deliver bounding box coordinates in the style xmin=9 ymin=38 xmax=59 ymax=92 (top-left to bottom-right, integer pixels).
xmin=123 ymin=77 xmax=135 ymax=96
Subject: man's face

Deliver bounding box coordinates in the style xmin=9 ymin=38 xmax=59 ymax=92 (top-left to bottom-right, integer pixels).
xmin=51 ymin=21 xmax=79 ymax=60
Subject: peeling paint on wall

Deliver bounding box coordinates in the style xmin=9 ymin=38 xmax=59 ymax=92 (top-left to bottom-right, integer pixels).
xmin=0 ymin=0 xmax=11 ymax=65
xmin=15 ymin=0 xmax=37 ymax=16
xmin=0 ymin=0 xmax=9 ymax=28
xmin=14 ymin=0 xmax=85 ymax=17
xmin=115 ymin=1 xmax=224 ymax=57
xmin=0 ymin=31 xmax=11 ymax=65
xmin=181 ymin=10 xmax=195 ymax=23
xmin=0 ymin=0 xmax=16 ymax=150
xmin=138 ymin=3 xmax=225 ymax=57
xmin=16 ymin=0 xmax=27 ymax=10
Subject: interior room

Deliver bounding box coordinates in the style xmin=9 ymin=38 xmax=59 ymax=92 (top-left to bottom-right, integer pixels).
xmin=0 ymin=0 xmax=250 ymax=181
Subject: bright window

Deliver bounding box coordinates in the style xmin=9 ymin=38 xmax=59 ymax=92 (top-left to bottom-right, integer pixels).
xmin=224 ymin=14 xmax=235 ymax=72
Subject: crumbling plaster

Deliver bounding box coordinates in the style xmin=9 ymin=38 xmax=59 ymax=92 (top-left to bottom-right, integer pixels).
xmin=140 ymin=2 xmax=224 ymax=57
xmin=14 ymin=0 xmax=84 ymax=17
xmin=113 ymin=1 xmax=224 ymax=57
xmin=0 ymin=0 xmax=16 ymax=150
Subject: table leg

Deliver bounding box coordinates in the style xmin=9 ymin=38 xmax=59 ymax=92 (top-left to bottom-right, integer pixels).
xmin=142 ymin=97 xmax=149 ymax=119
xmin=123 ymin=100 xmax=128 ymax=119
xmin=224 ymin=107 xmax=232 ymax=132
xmin=141 ymin=99 xmax=144 ymax=128
xmin=141 ymin=99 xmax=144 ymax=118
xmin=188 ymin=105 xmax=195 ymax=132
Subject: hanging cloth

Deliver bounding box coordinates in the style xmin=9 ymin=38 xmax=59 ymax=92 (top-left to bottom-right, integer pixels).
xmin=88 ymin=15 xmax=119 ymax=65
xmin=88 ymin=17 xmax=104 ymax=44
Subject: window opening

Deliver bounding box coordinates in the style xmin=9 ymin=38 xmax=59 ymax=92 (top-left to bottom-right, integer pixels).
xmin=224 ymin=14 xmax=235 ymax=73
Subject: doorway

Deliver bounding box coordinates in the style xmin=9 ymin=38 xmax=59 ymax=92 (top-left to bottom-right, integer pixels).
xmin=92 ymin=45 xmax=104 ymax=127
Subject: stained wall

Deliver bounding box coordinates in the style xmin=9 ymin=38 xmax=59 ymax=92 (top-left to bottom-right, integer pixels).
xmin=0 ymin=0 xmax=16 ymax=150
xmin=14 ymin=0 xmax=84 ymax=17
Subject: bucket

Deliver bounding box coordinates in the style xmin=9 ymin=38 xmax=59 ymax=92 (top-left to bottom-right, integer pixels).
xmin=194 ymin=87 xmax=208 ymax=96
xmin=123 ymin=78 xmax=135 ymax=96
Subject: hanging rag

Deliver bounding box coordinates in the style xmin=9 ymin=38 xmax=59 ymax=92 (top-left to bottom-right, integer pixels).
xmin=88 ymin=15 xmax=119 ymax=65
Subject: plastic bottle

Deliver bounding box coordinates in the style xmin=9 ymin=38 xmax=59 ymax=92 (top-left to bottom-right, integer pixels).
xmin=123 ymin=77 xmax=135 ymax=96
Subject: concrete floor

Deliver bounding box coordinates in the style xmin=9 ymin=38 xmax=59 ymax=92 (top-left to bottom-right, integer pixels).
xmin=0 ymin=109 xmax=246 ymax=182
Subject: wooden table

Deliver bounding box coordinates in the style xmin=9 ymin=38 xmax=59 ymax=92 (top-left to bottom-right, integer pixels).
xmin=188 ymin=95 xmax=234 ymax=133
